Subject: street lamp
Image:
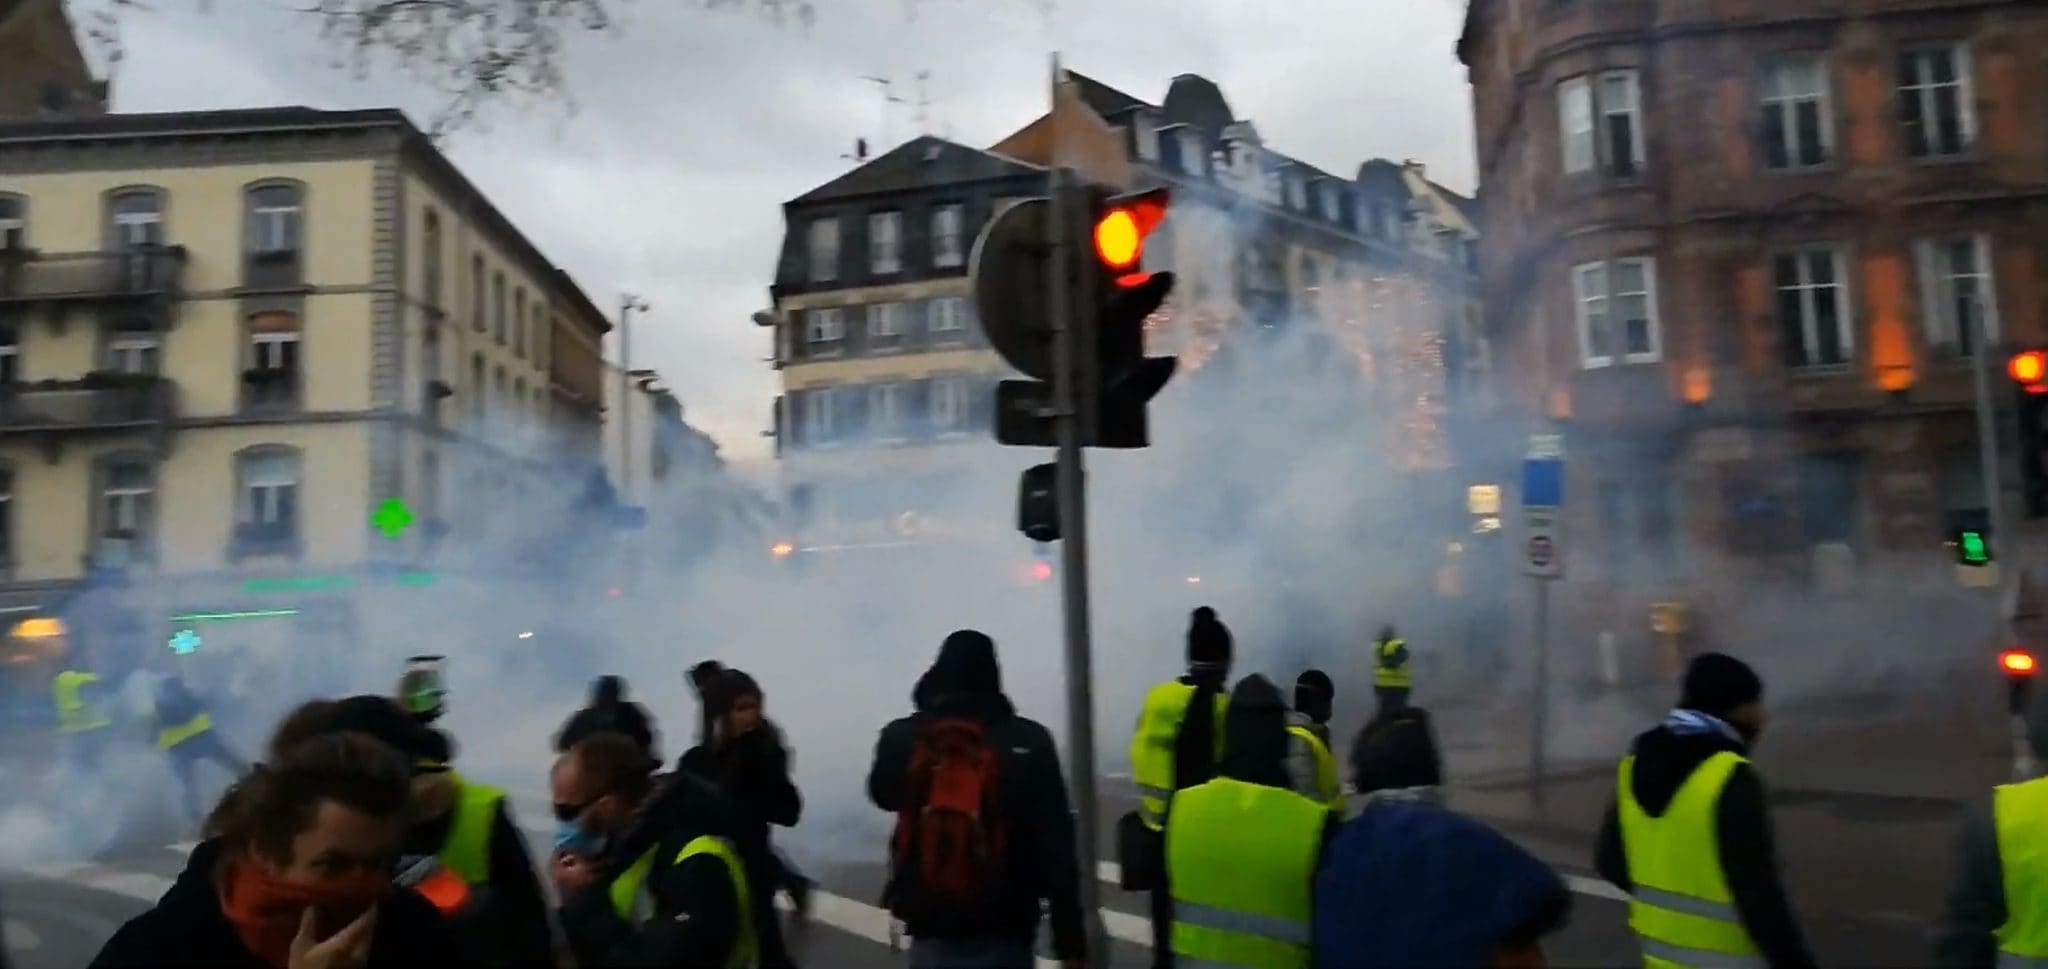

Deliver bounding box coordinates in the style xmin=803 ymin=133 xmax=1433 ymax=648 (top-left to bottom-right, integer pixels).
xmin=618 ymin=294 xmax=650 ymax=503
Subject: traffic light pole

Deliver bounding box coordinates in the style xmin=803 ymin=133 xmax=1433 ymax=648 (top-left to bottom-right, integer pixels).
xmin=1047 ymin=59 xmax=1111 ymax=969
xmin=1971 ymin=300 xmax=2008 ymax=566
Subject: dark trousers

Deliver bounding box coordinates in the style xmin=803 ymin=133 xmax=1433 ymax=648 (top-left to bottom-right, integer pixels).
xmin=1375 ymin=686 xmax=1410 ymax=717
xmin=1150 ymin=883 xmax=1173 ymax=969
xmin=166 ymin=731 xmax=247 ymax=824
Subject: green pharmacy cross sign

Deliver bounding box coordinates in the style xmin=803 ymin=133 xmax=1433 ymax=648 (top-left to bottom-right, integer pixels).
xmin=371 ymin=498 xmax=416 ymax=540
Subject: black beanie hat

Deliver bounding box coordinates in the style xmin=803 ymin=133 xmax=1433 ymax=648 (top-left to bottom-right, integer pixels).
xmin=1294 ymin=669 xmax=1335 ymax=721
xmin=324 ymin=694 xmax=454 ymax=769
xmin=1188 ymin=606 xmax=1233 ymax=667
xmin=1350 ymin=706 xmax=1444 ymax=794
xmin=688 ymin=660 xmax=725 ymax=692
xmin=705 ymin=669 xmax=763 ymax=718
xmin=1679 ymin=652 xmax=1763 ymax=718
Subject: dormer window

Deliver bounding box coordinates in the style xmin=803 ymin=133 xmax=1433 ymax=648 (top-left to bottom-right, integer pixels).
xmin=1178 ymin=130 xmax=1204 ymax=176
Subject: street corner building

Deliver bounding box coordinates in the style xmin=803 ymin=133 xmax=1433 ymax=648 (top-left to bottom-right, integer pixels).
xmin=756 ymin=69 xmax=1493 ymax=607
xmin=0 ymin=96 xmax=626 ymax=703
xmin=1457 ymin=0 xmax=2048 ymax=678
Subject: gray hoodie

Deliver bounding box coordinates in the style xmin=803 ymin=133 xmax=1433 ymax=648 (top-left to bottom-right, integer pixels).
xmin=1285 ymin=710 xmax=1336 ymax=802
xmin=1935 ymin=683 xmax=2048 ymax=967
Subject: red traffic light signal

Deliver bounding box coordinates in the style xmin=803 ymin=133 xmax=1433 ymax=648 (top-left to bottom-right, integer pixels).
xmin=2010 ymin=351 xmax=2048 ymax=392
xmin=1091 ymin=189 xmax=1169 ymax=288
xmin=2002 ymin=649 xmax=2037 ymax=675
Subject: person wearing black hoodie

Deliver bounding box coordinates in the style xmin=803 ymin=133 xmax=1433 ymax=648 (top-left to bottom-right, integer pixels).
xmin=1164 ymin=674 xmax=1337 ymax=969
xmin=554 ymin=675 xmax=659 ymax=762
xmin=1124 ymin=606 xmax=1234 ymax=966
xmin=1593 ymin=652 xmax=1816 ymax=969
xmin=680 ymin=668 xmax=808 ymax=968
xmin=689 ymin=660 xmax=727 ymax=746
xmin=867 ymin=629 xmax=1086 ymax=969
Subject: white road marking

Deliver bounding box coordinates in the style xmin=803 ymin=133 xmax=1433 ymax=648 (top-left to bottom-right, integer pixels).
xmin=3 ymin=917 xmax=38 ymax=952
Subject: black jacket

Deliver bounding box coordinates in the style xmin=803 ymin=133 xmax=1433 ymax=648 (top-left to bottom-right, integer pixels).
xmin=404 ymin=795 xmax=553 ymax=967
xmin=1594 ymin=724 xmax=1816 ymax=969
xmin=556 ymin=805 xmax=743 ymax=969
xmin=89 ymin=839 xmax=466 ymax=968
xmin=678 ymin=722 xmax=802 ymax=831
xmin=866 ymin=638 xmax=1085 ymax=959
xmin=1173 ymin=671 xmax=1228 ymax=797
xmin=555 ymin=700 xmax=659 ymax=760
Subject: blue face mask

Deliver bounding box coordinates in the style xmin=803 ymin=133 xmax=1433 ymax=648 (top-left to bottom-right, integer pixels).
xmin=554 ymin=819 xmax=607 ymax=856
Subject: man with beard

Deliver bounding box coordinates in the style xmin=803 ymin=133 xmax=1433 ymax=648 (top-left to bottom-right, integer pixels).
xmin=1593 ymin=652 xmax=1816 ymax=969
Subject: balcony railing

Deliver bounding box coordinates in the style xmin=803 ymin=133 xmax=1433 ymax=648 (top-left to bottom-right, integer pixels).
xmin=0 ymin=374 xmax=175 ymax=433
xmin=0 ymin=246 xmax=187 ymax=303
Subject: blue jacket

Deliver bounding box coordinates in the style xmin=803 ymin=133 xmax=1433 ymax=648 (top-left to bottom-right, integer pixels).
xmin=1313 ymin=797 xmax=1567 ymax=968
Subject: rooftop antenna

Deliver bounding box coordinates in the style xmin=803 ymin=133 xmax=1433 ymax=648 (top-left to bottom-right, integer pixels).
xmin=913 ymin=70 xmax=932 ymax=135
xmin=860 ymin=75 xmax=907 ymax=149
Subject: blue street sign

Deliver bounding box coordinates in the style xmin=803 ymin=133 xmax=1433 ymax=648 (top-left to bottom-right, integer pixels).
xmin=1522 ymin=458 xmax=1564 ymax=508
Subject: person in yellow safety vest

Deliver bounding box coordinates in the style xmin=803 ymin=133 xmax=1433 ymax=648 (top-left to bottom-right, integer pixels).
xmin=149 ymin=672 xmax=247 ymax=826
xmin=52 ymin=666 xmax=114 ymax=771
xmin=1371 ymin=625 xmax=1411 ymax=717
xmin=1125 ymin=605 xmax=1234 ymax=968
xmin=271 ymin=694 xmax=555 ymax=968
xmin=551 ymin=732 xmax=758 ymax=969
xmin=1284 ymin=670 xmax=1341 ymax=806
xmin=1593 ymin=653 xmax=1816 ymax=969
xmin=1937 ymin=667 xmax=2048 ymax=967
xmin=1166 ymin=674 xmax=1336 ymax=969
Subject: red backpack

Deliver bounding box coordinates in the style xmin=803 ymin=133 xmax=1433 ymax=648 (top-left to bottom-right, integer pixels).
xmin=886 ymin=716 xmax=1009 ymax=926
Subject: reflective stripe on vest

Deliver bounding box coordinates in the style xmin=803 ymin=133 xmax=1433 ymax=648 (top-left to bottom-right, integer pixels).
xmin=1130 ymin=680 xmax=1229 ymax=831
xmin=1995 ymin=775 xmax=2048 ymax=962
xmin=156 ymin=712 xmax=212 ymax=750
xmin=1284 ymin=725 xmax=1340 ymax=806
xmin=1373 ymin=639 xmax=1410 ymax=689
xmin=1166 ymin=777 xmax=1327 ymax=969
xmin=53 ymin=670 xmax=110 ymax=733
xmin=1617 ymin=751 xmax=1764 ymax=969
xmin=607 ymin=836 xmax=759 ymax=969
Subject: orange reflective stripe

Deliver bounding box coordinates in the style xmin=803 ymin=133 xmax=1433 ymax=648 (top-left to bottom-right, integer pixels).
xmin=414 ymin=865 xmax=473 ymax=914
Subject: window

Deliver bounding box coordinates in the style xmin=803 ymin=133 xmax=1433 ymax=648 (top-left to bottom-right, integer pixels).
xmin=809 ymin=218 xmax=840 ymax=283
xmin=928 ymin=297 xmax=967 ymax=334
xmin=871 ymin=383 xmax=907 ymax=440
xmin=247 ymin=311 xmax=301 ymax=409
xmin=470 ymin=254 xmax=485 ymax=331
xmin=0 ymin=317 xmax=16 ymax=385
xmin=0 ymin=467 xmax=12 ymax=567
xmin=106 ymin=331 xmax=159 ymax=375
xmin=514 ymin=289 xmax=527 ymax=358
xmin=421 ymin=208 xmax=442 ymax=306
xmin=1288 ymin=177 xmax=1307 ymax=211
xmin=932 ymin=205 xmax=965 ymax=268
xmin=803 ymin=388 xmax=837 ymax=443
xmin=806 ymin=307 xmax=845 ymax=344
xmin=0 ymin=195 xmax=23 ymax=249
xmin=931 ymin=376 xmax=971 ymax=432
xmin=469 ymin=353 xmax=485 ymax=422
xmin=867 ymin=302 xmax=905 ymax=341
xmin=1899 ymin=45 xmax=1975 ymax=159
xmin=1180 ymin=129 xmax=1205 ymax=176
xmin=109 ymin=190 xmax=164 ymax=248
xmin=1761 ymin=57 xmax=1832 ymax=169
xmin=1134 ymin=116 xmax=1159 ymax=161
xmin=237 ymin=449 xmax=300 ymax=544
xmin=1916 ymin=235 xmax=1997 ymax=356
xmin=1320 ymin=184 xmax=1340 ymax=221
xmin=513 ymin=377 xmax=526 ymax=415
xmin=1558 ymin=71 xmax=1642 ymax=176
xmin=99 ymin=460 xmax=154 ymax=560
xmin=245 ymin=183 xmax=302 ymax=257
xmin=1775 ymin=247 xmax=1852 ymax=369
xmin=491 ymin=273 xmax=506 ymax=344
xmin=1572 ymin=257 xmax=1661 ymax=367
xmin=869 ymin=211 xmax=902 ymax=274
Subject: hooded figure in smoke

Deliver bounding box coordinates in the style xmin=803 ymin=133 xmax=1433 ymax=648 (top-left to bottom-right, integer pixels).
xmin=1314 ymin=703 xmax=1571 ymax=968
xmin=554 ymin=674 xmax=659 ymax=762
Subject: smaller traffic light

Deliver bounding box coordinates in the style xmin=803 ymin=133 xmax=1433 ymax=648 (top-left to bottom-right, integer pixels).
xmin=2014 ymin=349 xmax=2048 ymax=518
xmin=1018 ymin=463 xmax=1059 ymax=543
xmin=1957 ymin=528 xmax=1992 ymax=567
xmin=2002 ymin=648 xmax=2038 ymax=715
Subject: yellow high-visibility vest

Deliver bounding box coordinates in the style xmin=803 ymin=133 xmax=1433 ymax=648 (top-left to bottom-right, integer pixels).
xmin=1373 ymin=639 xmax=1411 ymax=689
xmin=156 ymin=712 xmax=213 ymax=750
xmin=52 ymin=670 xmax=111 ymax=733
xmin=1166 ymin=777 xmax=1327 ymax=969
xmin=1285 ymin=724 xmax=1341 ymax=806
xmin=1994 ymin=774 xmax=2048 ymax=963
xmin=1129 ymin=680 xmax=1229 ymax=831
xmin=608 ymin=835 xmax=758 ymax=969
xmin=1616 ymin=751 xmax=1764 ymax=968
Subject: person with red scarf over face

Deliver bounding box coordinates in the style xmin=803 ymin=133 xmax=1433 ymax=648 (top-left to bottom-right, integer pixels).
xmin=89 ymin=730 xmax=467 ymax=969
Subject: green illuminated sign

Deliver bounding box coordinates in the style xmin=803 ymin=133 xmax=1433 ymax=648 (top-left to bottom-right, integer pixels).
xmin=1960 ymin=530 xmax=1991 ymax=566
xmin=169 ymin=608 xmax=301 ymax=623
xmin=371 ymin=498 xmax=416 ymax=539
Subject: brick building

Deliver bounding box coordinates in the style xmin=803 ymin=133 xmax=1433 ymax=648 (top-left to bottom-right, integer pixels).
xmin=1457 ymin=1 xmax=2048 ymax=670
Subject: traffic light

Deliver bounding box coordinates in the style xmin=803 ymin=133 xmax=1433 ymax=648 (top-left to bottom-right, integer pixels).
xmin=2013 ymin=349 xmax=2048 ymax=518
xmin=2002 ymin=648 xmax=2038 ymax=715
xmin=1079 ymin=186 xmax=1177 ymax=449
xmin=1957 ymin=528 xmax=1992 ymax=566
xmin=1018 ymin=462 xmax=1059 ymax=542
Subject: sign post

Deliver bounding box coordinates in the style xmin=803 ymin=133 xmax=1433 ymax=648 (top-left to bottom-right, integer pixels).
xmin=1522 ymin=433 xmax=1565 ymax=806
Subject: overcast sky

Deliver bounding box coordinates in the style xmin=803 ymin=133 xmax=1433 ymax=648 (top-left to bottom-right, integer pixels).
xmin=86 ymin=0 xmax=1476 ymax=465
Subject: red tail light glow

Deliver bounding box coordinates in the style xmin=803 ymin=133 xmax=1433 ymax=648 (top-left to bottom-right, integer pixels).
xmin=2002 ymin=649 xmax=2037 ymax=675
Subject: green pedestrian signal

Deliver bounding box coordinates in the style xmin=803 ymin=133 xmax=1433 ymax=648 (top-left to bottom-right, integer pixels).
xmin=1958 ymin=529 xmax=1991 ymax=566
